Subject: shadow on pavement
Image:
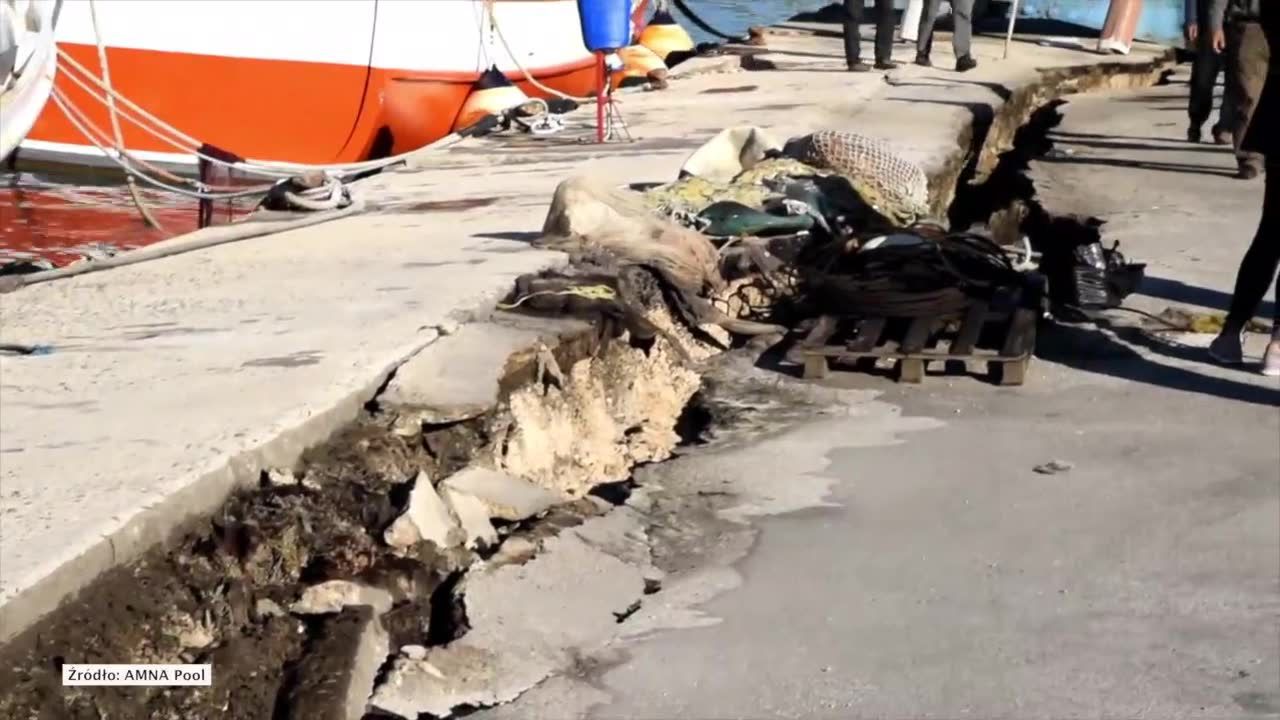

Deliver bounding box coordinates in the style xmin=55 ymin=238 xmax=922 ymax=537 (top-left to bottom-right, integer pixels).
xmin=1140 ymin=274 xmax=1275 ymax=318
xmin=1052 ymin=136 xmax=1232 ymax=154
xmin=1051 ymin=129 xmax=1196 ymax=145
xmin=1035 ymin=152 xmax=1238 ymax=177
xmin=1037 ymin=321 xmax=1280 ymax=407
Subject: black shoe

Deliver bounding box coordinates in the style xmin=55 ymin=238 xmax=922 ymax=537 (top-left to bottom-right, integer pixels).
xmin=955 ymin=55 xmax=978 ymax=72
xmin=874 ymin=59 xmax=900 ymax=70
xmin=1238 ymin=162 xmax=1262 ymax=180
xmin=1186 ymin=125 xmax=1202 ymax=143
xmin=848 ymin=61 xmax=872 ymax=72
xmin=914 ymin=52 xmax=932 ymax=67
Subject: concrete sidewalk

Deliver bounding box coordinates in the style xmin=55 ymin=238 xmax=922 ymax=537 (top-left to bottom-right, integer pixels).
xmin=0 ymin=24 xmax=1168 ymax=641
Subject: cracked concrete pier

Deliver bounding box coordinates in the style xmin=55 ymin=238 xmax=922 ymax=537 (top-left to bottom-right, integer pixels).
xmin=1 ymin=12 xmax=1178 ymax=715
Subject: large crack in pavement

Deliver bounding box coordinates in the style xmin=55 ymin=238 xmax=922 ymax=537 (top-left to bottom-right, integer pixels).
xmin=0 ymin=52 xmax=1176 ymax=720
xmin=372 ymin=355 xmax=940 ymax=719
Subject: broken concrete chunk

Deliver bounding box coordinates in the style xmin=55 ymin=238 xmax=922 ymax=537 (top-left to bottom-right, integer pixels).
xmin=281 ymin=606 xmax=389 ymax=720
xmin=254 ymin=598 xmax=286 ymax=619
xmin=291 ymin=580 xmax=394 ymax=616
xmin=401 ymin=644 xmax=428 ymax=661
xmin=443 ymin=467 xmax=560 ymax=522
xmin=384 ymin=471 xmax=461 ymax=550
xmin=371 ymin=653 xmax=488 ymax=719
xmin=263 ymin=468 xmax=298 ymax=488
xmin=381 ymin=323 xmax=552 ymax=425
xmin=442 ymin=486 xmax=498 ymax=549
xmin=489 ymin=536 xmax=538 ymax=567
xmin=368 ymin=529 xmax=646 ymax=718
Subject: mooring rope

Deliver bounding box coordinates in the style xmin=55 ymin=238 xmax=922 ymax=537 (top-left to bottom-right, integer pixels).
xmin=670 ymin=0 xmax=744 ymax=42
xmin=497 ymin=284 xmax=618 ymax=310
xmin=88 ymin=0 xmax=168 ymax=231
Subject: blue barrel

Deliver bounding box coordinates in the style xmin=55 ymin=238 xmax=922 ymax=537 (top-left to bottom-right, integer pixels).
xmin=578 ymin=0 xmax=632 ymax=52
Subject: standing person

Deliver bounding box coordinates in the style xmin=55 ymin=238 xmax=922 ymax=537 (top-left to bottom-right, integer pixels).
xmin=915 ymin=0 xmax=978 ymax=72
xmin=1220 ymin=0 xmax=1269 ymax=179
xmin=1185 ymin=0 xmax=1231 ymax=145
xmin=844 ymin=0 xmax=899 ymax=71
xmin=1209 ymin=1 xmax=1279 ymax=375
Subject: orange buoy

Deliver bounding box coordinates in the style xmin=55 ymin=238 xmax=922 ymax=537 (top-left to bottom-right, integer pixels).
xmin=452 ymin=65 xmax=531 ymax=132
xmin=611 ymin=44 xmax=669 ymax=88
xmin=637 ymin=10 xmax=694 ymax=60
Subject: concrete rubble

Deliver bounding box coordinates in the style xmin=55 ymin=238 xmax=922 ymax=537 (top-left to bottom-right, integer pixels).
xmin=442 ymin=466 xmax=561 ymax=522
xmin=442 ymin=486 xmax=499 ymax=549
xmin=369 ymin=513 xmax=651 ymax=719
xmin=383 ymin=471 xmax=463 ymax=550
xmin=496 ymin=338 xmax=701 ymax=497
xmin=290 ymin=580 xmax=394 ymax=616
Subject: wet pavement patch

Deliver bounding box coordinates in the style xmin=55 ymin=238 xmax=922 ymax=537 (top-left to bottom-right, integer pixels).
xmin=700 ymin=84 xmax=759 ymax=94
xmin=242 ymin=351 xmax=325 ymax=368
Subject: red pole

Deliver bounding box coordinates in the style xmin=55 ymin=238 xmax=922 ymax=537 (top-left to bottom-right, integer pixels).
xmin=595 ymin=51 xmax=606 ymax=143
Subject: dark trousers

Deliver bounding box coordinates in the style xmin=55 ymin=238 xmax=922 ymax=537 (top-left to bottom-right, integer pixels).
xmin=1189 ymin=20 xmax=1269 ymax=140
xmin=844 ymin=0 xmax=895 ymax=65
xmin=1227 ymin=20 xmax=1270 ymax=170
xmin=917 ymin=0 xmax=975 ymax=58
xmin=1226 ymin=159 xmax=1280 ymax=329
xmin=1188 ymin=26 xmax=1226 ymax=131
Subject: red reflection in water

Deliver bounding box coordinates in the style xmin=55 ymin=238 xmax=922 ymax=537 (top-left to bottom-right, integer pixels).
xmin=0 ymin=170 xmax=246 ymax=266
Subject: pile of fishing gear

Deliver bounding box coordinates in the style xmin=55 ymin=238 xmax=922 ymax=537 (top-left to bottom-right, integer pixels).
xmin=499 ymin=125 xmax=1143 ymax=360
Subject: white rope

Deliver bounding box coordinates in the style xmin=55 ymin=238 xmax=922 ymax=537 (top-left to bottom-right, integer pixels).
xmin=55 ymin=86 xmax=353 ymax=214
xmin=88 ymin=0 xmax=168 ymax=230
xmin=485 ymin=0 xmax=595 ymax=104
xmin=280 ymin=178 xmax=350 ymax=211
xmin=50 ymin=88 xmax=271 ymax=200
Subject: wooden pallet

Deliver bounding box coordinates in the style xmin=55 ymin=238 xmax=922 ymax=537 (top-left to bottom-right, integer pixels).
xmin=796 ymin=295 xmax=1039 ymax=386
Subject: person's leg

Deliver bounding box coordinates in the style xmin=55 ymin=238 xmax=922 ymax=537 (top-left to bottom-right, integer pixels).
xmin=1229 ymin=20 xmax=1269 ymax=178
xmin=1215 ymin=21 xmax=1244 ymax=143
xmin=1212 ymin=159 xmax=1280 ymax=365
xmin=843 ymin=0 xmax=869 ymax=70
xmin=873 ymin=0 xmax=897 ymax=65
xmin=950 ymin=0 xmax=975 ymax=59
xmin=916 ymin=0 xmax=942 ymax=63
xmin=1187 ymin=28 xmax=1221 ymax=141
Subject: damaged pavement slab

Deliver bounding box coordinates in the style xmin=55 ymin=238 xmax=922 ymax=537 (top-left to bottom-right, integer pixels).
xmin=369 ymin=512 xmax=652 ymax=719
xmin=380 ymin=316 xmax=592 ymax=430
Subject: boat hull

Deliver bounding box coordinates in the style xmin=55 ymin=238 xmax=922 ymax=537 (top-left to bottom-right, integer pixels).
xmin=20 ymin=0 xmax=599 ymax=169
xmin=1 ymin=0 xmax=60 ymax=162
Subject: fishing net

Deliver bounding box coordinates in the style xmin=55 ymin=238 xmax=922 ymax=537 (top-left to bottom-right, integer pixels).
xmin=781 ymin=130 xmax=930 ymax=227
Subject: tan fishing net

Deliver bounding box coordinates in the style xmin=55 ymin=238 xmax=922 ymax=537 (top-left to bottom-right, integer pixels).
xmin=783 ymin=130 xmax=930 ymax=226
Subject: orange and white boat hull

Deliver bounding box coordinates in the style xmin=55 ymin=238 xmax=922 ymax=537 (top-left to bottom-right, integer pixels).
xmin=19 ymin=0 xmax=600 ymax=170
